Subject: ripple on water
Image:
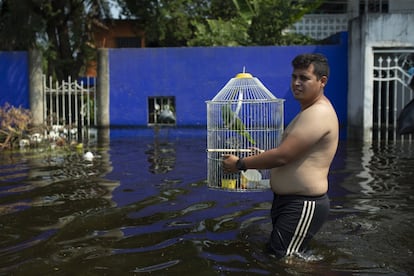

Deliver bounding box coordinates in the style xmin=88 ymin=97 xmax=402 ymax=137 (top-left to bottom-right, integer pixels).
xmin=0 ymin=137 xmax=413 ymax=275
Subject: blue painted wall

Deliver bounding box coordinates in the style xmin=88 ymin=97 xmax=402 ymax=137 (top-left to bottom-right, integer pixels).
xmin=0 ymin=33 xmax=348 ymax=138
xmin=109 ymin=32 xmax=348 ymax=137
xmin=0 ymin=51 xmax=29 ymax=108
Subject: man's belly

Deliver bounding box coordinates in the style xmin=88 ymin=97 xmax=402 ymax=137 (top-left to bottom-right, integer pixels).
xmin=270 ymin=166 xmax=328 ymax=196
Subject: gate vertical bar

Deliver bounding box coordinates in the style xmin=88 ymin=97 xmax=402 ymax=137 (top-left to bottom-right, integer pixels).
xmin=72 ymin=76 xmax=78 ymax=141
xmin=385 ymin=56 xmax=392 ymax=142
xmin=56 ymin=79 xmax=60 ymax=127
xmin=392 ymin=57 xmax=398 ymax=141
xmin=49 ymin=77 xmax=54 ymax=126
xmin=68 ymin=77 xmax=72 ymax=130
xmin=85 ymin=80 xmax=91 ymax=128
xmin=43 ymin=75 xmax=47 ymax=128
xmin=93 ymin=77 xmax=97 ymax=126
xmin=377 ymin=56 xmax=383 ymax=141
xmin=62 ymin=79 xmax=66 ymax=126
xmin=80 ymin=82 xmax=85 ymax=141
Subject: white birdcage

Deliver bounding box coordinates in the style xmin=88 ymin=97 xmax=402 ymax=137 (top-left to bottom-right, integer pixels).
xmin=206 ymin=71 xmax=285 ymax=191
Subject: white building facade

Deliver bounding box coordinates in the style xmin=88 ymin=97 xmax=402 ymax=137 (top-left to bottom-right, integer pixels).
xmin=292 ymin=0 xmax=414 ymax=141
xmin=347 ymin=0 xmax=414 ymax=141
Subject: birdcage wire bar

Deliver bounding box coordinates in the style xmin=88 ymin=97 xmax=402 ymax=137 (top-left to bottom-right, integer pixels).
xmin=206 ymin=73 xmax=284 ymax=192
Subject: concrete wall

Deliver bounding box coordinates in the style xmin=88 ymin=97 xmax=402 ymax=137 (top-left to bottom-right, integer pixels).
xmin=348 ymin=14 xmax=414 ymax=141
xmin=109 ymin=32 xmax=348 ymax=137
xmin=389 ymin=0 xmax=414 ymax=13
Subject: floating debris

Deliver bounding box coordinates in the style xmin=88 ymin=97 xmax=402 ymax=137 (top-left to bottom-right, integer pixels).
xmin=83 ymin=151 xmax=94 ymax=161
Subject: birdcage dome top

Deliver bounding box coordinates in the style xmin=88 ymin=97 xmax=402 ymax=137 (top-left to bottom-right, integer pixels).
xmin=208 ymin=71 xmax=281 ymax=103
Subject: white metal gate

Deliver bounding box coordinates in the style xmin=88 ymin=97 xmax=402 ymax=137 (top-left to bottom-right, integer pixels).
xmin=373 ymin=49 xmax=414 ymax=142
xmin=43 ymin=75 xmax=97 ymax=142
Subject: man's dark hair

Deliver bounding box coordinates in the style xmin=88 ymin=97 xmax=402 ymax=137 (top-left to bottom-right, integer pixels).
xmin=292 ymin=53 xmax=330 ymax=80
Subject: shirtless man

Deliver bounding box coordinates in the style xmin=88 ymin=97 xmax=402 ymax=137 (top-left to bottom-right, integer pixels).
xmin=222 ymin=53 xmax=339 ymax=258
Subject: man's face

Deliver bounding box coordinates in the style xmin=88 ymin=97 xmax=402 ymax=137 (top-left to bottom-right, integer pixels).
xmin=290 ymin=64 xmax=326 ymax=103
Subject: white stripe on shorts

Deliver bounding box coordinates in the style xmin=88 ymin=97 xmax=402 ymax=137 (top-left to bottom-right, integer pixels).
xmin=286 ymin=200 xmax=316 ymax=256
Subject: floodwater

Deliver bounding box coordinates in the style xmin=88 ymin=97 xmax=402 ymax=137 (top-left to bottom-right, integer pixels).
xmin=0 ymin=128 xmax=413 ymax=275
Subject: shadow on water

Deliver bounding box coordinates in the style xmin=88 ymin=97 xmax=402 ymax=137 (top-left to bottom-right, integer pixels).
xmin=0 ymin=128 xmax=413 ymax=275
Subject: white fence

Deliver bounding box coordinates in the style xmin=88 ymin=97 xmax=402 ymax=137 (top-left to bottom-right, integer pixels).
xmin=43 ymin=75 xmax=97 ymax=142
xmin=285 ymin=14 xmax=348 ymax=40
xmin=373 ymin=50 xmax=414 ymax=142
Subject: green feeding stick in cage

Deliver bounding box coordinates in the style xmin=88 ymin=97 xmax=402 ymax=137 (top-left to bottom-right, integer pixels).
xmin=221 ymin=104 xmax=256 ymax=145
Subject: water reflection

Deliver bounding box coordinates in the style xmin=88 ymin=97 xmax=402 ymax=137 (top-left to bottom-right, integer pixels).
xmin=145 ymin=138 xmax=176 ymax=174
xmin=0 ymin=151 xmax=116 ymax=213
xmin=340 ymin=141 xmax=414 ymax=212
xmin=0 ymin=139 xmax=124 ymax=274
xmin=319 ymin=140 xmax=414 ymax=275
xmin=0 ymin=130 xmax=413 ymax=275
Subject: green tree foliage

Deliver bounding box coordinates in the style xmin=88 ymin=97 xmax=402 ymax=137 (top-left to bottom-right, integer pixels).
xmin=121 ymin=0 xmax=210 ymax=47
xmin=248 ymin=0 xmax=322 ymax=45
xmin=121 ymin=0 xmax=321 ymax=47
xmin=189 ymin=0 xmax=322 ymax=46
xmin=0 ymin=0 xmax=323 ymax=79
xmin=0 ymin=1 xmax=41 ymax=50
xmin=0 ymin=0 xmax=113 ymax=80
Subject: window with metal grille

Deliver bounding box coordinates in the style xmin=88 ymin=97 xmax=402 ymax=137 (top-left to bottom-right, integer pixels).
xmin=360 ymin=0 xmax=389 ymax=14
xmin=147 ymin=96 xmax=176 ymax=126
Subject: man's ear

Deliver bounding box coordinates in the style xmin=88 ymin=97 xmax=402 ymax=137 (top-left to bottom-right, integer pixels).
xmin=320 ymin=76 xmax=328 ymax=87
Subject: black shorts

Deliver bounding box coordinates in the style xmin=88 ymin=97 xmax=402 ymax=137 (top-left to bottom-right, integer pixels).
xmin=268 ymin=193 xmax=330 ymax=258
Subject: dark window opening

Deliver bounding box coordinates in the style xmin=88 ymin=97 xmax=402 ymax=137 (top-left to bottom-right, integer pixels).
xmin=360 ymin=0 xmax=389 ymax=14
xmin=148 ymin=96 xmax=176 ymax=126
xmin=316 ymin=0 xmax=347 ymax=14
xmin=116 ymin=37 xmax=141 ymax=48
